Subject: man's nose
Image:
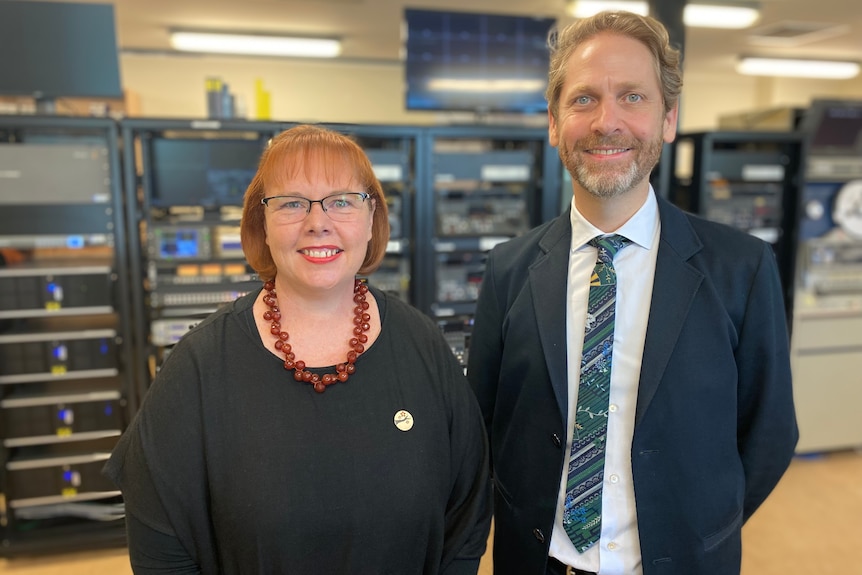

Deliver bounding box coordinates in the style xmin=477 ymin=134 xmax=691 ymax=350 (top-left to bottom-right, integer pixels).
xmin=592 ymin=100 xmax=623 ymax=134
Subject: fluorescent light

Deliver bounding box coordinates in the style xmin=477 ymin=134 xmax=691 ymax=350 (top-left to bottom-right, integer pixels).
xmin=569 ymin=1 xmax=648 ymax=18
xmin=684 ymin=5 xmax=759 ymax=29
xmin=737 ymin=57 xmax=860 ymax=79
xmin=170 ymin=31 xmax=341 ymax=58
xmin=427 ymin=78 xmax=546 ymax=93
xmin=567 ymin=1 xmax=760 ymax=29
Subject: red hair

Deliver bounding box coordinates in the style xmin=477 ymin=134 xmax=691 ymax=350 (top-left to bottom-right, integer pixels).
xmin=240 ymin=124 xmax=390 ymax=281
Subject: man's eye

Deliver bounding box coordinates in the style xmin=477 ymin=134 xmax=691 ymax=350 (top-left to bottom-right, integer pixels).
xmin=576 ymin=96 xmax=591 ymax=105
xmin=626 ymin=94 xmax=642 ymax=103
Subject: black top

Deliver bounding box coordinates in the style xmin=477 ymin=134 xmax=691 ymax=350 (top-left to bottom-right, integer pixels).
xmin=104 ymin=286 xmax=491 ymax=575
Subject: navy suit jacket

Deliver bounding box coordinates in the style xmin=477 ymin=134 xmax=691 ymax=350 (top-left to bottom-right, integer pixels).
xmin=467 ymin=194 xmax=798 ymax=575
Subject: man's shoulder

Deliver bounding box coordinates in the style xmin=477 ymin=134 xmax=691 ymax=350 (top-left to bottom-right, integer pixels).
xmin=681 ymin=209 xmax=770 ymax=258
xmin=660 ymin=198 xmax=769 ymax=261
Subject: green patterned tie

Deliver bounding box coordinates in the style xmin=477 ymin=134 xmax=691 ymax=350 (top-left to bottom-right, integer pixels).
xmin=563 ymin=234 xmax=630 ymax=552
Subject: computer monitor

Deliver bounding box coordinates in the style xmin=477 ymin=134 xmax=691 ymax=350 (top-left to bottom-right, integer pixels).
xmin=148 ymin=138 xmax=266 ymax=209
xmin=0 ymin=1 xmax=123 ymax=112
xmin=801 ymin=99 xmax=862 ymax=155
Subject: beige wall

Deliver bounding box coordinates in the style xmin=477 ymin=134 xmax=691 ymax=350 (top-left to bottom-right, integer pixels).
xmin=677 ymin=71 xmax=862 ymax=132
xmin=121 ymin=53 xmax=440 ymax=125
xmin=120 ymin=52 xmax=862 ymax=130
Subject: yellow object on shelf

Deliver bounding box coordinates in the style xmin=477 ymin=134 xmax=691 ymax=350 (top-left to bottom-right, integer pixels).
xmin=255 ymin=78 xmax=271 ymax=121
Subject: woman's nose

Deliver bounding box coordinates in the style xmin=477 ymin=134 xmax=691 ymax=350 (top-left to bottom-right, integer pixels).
xmin=303 ymin=201 xmax=331 ymax=231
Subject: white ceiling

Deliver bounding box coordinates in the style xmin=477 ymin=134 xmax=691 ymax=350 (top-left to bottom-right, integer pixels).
xmin=110 ymin=0 xmax=862 ymax=78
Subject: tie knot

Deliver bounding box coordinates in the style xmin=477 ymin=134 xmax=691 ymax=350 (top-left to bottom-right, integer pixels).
xmin=588 ymin=234 xmax=630 ymax=263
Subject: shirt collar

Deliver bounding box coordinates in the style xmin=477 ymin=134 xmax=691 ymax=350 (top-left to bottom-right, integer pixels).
xmin=568 ymin=186 xmax=659 ymax=251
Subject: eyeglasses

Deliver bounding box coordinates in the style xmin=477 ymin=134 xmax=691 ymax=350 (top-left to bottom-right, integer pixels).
xmin=261 ymin=192 xmax=371 ymax=223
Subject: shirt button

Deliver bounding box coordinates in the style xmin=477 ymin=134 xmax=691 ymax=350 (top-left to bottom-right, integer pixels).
xmin=609 ymin=404 xmax=618 ymax=413
xmin=608 ymin=542 xmax=619 ymax=551
xmin=609 ymin=474 xmax=619 ymax=484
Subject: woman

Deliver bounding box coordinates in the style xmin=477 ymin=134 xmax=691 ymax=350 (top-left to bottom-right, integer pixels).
xmin=104 ymin=125 xmax=491 ymax=574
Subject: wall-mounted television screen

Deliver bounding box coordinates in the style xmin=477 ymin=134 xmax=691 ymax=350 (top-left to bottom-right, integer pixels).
xmin=403 ymin=9 xmax=555 ymax=115
xmin=0 ymin=1 xmax=122 ymax=106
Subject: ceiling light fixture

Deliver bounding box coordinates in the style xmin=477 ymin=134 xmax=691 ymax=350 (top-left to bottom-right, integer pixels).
xmin=427 ymin=78 xmax=546 ymax=93
xmin=568 ymin=1 xmax=648 ymax=18
xmin=170 ymin=31 xmax=341 ymax=58
xmin=684 ymin=4 xmax=759 ymax=28
xmin=737 ymin=56 xmax=861 ymax=79
xmin=568 ymin=1 xmax=760 ymax=29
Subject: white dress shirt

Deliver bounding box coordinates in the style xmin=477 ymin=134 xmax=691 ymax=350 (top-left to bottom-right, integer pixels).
xmin=548 ymin=188 xmax=661 ymax=574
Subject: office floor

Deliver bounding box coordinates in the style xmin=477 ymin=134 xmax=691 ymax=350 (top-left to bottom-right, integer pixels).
xmin=1 ymin=450 xmax=860 ymax=575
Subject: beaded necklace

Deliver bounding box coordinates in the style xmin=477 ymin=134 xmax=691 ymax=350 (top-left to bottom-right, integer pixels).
xmin=262 ymin=278 xmax=370 ymax=393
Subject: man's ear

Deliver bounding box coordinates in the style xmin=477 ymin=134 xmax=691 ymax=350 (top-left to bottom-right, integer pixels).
xmin=548 ymin=107 xmax=559 ymax=148
xmin=663 ymin=103 xmax=679 ymax=144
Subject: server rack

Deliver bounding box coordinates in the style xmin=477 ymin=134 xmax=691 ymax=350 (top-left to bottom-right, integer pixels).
xmin=790 ymin=99 xmax=862 ymax=453
xmin=417 ymin=126 xmax=562 ymax=365
xmin=669 ymin=131 xmax=805 ymax=323
xmin=0 ymin=116 xmax=133 ymax=555
xmin=323 ymin=124 xmax=421 ymax=304
xmin=120 ymin=119 xmax=283 ymax=395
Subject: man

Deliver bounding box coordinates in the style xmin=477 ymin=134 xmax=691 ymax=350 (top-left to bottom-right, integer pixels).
xmin=467 ymin=11 xmax=798 ymax=575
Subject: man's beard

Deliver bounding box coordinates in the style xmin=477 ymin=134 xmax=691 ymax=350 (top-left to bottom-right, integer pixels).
xmin=559 ymin=134 xmax=664 ymax=199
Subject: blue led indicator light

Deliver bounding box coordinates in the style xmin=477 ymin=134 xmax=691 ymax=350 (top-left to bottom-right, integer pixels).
xmin=66 ymin=236 xmax=85 ymax=249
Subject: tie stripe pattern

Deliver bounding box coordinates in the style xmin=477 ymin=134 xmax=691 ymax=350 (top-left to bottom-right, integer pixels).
xmin=563 ymin=234 xmax=630 ymax=553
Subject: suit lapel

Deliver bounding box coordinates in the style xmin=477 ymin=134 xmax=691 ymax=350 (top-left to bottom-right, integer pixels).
xmin=525 ymin=199 xmax=707 ymax=425
xmin=635 ymin=197 xmax=704 ymax=425
xmin=530 ymin=214 xmax=573 ymax=420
